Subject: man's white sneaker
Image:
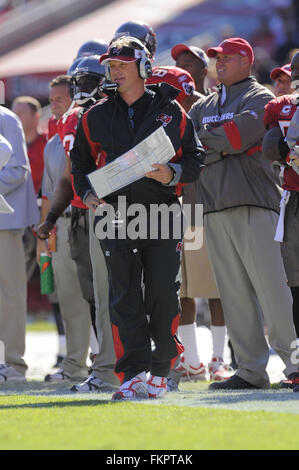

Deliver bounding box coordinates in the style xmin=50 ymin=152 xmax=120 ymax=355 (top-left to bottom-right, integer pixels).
xmin=175 ymin=356 xmax=207 ymax=381
xmin=112 ymin=372 xmax=149 ymax=400
xmin=208 ymin=357 xmax=234 ymax=381
xmin=147 ymin=375 xmax=167 ymax=398
xmin=71 ymin=375 xmax=117 ymax=393
xmin=0 ymin=363 xmax=26 ymax=383
xmin=44 ymin=369 xmax=71 ymax=382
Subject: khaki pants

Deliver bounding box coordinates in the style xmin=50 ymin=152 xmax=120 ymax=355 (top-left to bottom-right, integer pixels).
xmin=0 ymin=230 xmax=27 ymax=374
xmin=205 ymin=207 xmax=297 ymax=388
xmin=52 ymin=216 xmax=90 ymax=378
xmin=89 ymin=210 xmax=119 ymax=386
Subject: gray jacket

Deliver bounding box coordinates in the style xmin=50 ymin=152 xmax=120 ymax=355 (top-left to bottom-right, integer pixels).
xmin=188 ymin=77 xmax=280 ymax=215
xmin=0 ymin=106 xmax=39 ymax=229
xmin=42 ymin=133 xmax=67 ymax=200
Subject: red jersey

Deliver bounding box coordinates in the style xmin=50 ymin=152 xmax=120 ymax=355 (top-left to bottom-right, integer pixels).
xmin=264 ymin=95 xmax=299 ymax=192
xmin=146 ymin=66 xmax=195 ymax=105
xmin=57 ymin=108 xmax=88 ymax=209
xmin=27 ymin=132 xmax=47 ymax=194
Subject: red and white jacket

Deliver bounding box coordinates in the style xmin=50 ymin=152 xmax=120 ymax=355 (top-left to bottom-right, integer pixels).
xmin=57 ymin=107 xmax=88 ymax=209
xmin=264 ymin=95 xmax=299 ymax=192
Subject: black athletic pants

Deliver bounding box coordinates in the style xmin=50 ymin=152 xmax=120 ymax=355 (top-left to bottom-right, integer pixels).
xmin=101 ymin=237 xmax=184 ymax=383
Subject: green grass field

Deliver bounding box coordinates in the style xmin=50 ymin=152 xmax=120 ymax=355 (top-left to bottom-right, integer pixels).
xmin=0 ymin=383 xmax=299 ymax=450
xmin=26 ymin=314 xmax=56 ymax=332
xmin=4 ymin=320 xmax=299 ymax=451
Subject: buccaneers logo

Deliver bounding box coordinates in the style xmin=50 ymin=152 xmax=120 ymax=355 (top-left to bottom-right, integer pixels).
xmin=156 ymin=113 xmax=173 ymax=127
xmin=176 ymin=241 xmax=182 ymax=253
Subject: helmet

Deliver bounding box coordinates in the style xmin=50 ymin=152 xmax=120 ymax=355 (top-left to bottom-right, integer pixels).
xmin=67 ymin=57 xmax=82 ymax=76
xmin=70 ymin=55 xmax=106 ymax=107
xmin=114 ymin=20 xmax=157 ymax=58
xmin=146 ymin=66 xmax=195 ymax=104
xmin=75 ymin=38 xmax=109 ymax=60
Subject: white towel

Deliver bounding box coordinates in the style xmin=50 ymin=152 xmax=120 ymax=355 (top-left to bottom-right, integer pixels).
xmin=274 ymin=189 xmax=291 ymax=242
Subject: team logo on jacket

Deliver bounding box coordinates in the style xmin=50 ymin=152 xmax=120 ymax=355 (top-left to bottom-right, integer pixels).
xmin=176 ymin=241 xmax=182 ymax=253
xmin=281 ymin=105 xmax=292 ymax=116
xmin=182 ymin=82 xmax=195 ymax=95
xmin=156 ymin=113 xmax=173 ymax=127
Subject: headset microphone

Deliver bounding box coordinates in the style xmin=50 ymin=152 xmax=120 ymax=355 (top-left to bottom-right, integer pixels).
xmin=100 ymin=82 xmax=119 ymax=92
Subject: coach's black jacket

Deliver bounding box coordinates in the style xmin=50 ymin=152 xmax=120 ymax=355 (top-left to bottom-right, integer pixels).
xmin=70 ymin=83 xmax=205 ymax=206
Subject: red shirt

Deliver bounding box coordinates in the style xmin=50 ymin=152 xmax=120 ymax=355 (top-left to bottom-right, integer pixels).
xmin=27 ymin=132 xmax=47 ymax=194
xmin=57 ymin=108 xmax=87 ymax=209
xmin=264 ymin=95 xmax=299 ymax=192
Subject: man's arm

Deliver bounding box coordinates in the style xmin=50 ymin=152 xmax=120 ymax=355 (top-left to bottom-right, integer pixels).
xmin=177 ymin=112 xmax=205 ymax=183
xmin=0 ymin=113 xmax=29 ymax=195
xmin=190 ymin=90 xmax=273 ymax=161
xmin=262 ymin=126 xmax=290 ymax=162
xmin=0 ymin=134 xmax=12 ymax=170
xmin=36 ymin=197 xmax=51 ymax=262
xmin=37 ymin=159 xmax=73 ymax=239
xmin=198 ymin=102 xmax=271 ymax=156
xmin=70 ymin=114 xmax=100 ymax=202
xmin=147 ymin=111 xmax=205 ymax=185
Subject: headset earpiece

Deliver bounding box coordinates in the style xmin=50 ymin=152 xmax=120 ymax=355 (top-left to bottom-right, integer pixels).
xmin=137 ymin=52 xmax=152 ymax=79
xmin=131 ymin=38 xmax=152 ymax=79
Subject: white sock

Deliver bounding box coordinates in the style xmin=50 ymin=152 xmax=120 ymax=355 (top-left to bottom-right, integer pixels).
xmin=58 ymin=334 xmax=66 ymax=357
xmin=210 ymin=325 xmax=226 ymax=360
xmin=178 ymin=323 xmax=201 ymax=367
xmin=89 ymin=327 xmax=99 ymax=355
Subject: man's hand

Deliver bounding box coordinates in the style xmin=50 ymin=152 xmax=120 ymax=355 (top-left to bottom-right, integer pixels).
xmin=84 ymin=193 xmax=104 ymax=211
xmin=36 ymin=220 xmax=54 ymax=240
xmin=145 ymin=163 xmax=174 ymax=184
xmin=36 ymin=238 xmax=51 ymax=265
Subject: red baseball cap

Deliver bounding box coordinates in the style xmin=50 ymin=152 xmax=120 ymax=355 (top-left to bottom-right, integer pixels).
xmin=171 ymin=44 xmax=209 ymax=68
xmin=270 ymin=64 xmax=291 ymax=80
xmin=146 ymin=66 xmax=195 ymax=104
xmin=207 ymin=37 xmax=254 ymax=64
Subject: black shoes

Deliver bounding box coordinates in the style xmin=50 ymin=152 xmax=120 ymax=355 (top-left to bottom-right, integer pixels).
xmin=53 ymin=355 xmax=64 ymax=369
xmin=209 ymin=374 xmax=261 ymax=390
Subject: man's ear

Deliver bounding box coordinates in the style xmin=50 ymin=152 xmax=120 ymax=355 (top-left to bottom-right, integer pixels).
xmin=240 ymin=55 xmax=251 ymax=71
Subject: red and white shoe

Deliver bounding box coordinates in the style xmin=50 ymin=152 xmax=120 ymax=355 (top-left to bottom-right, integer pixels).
xmin=147 ymin=375 xmax=167 ymax=398
xmin=208 ymin=357 xmax=234 ymax=381
xmin=175 ymin=356 xmax=207 ymax=381
xmin=112 ymin=372 xmax=149 ymax=400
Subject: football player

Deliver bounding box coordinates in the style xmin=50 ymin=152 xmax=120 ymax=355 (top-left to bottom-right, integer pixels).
xmin=263 ymin=51 xmax=299 ymax=361
xmin=37 ymin=53 xmax=120 ymax=392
